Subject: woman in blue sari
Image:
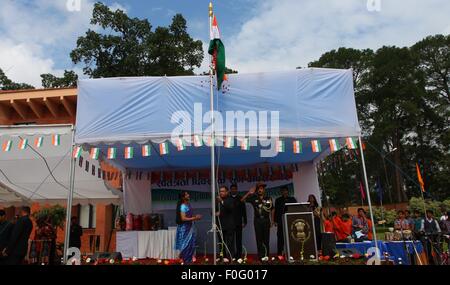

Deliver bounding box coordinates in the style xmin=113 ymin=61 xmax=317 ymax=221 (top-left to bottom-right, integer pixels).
xmin=175 ymin=191 xmax=202 ymax=264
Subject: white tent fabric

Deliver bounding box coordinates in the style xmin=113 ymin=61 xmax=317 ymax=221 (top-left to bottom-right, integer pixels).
xmin=0 ymin=125 xmax=121 ymax=205
xmin=123 ymin=176 xmax=152 ymax=214
xmin=75 ymin=68 xmax=360 ymax=144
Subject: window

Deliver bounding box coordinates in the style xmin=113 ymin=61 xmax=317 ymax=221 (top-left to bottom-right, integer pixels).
xmin=79 ymin=204 xmax=96 ymax=229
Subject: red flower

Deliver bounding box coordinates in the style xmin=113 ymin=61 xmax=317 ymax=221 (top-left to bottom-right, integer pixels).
xmin=324 ymin=256 xmax=330 ymax=261
xmin=352 ymin=253 xmax=361 ymax=259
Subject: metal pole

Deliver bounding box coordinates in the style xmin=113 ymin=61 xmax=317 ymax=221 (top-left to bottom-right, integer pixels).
xmin=358 ymin=137 xmax=379 ymax=255
xmin=209 ymin=1 xmax=217 ymax=265
xmin=63 ymin=125 xmax=76 ymax=264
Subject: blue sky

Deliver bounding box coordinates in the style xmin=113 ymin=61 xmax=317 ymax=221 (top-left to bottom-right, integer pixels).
xmin=1 ymin=0 xmax=449 ymax=87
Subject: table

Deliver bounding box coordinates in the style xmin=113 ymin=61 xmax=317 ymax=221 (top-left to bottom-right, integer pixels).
xmin=116 ymin=228 xmax=178 ymax=259
xmin=336 ymin=241 xmax=424 ymax=265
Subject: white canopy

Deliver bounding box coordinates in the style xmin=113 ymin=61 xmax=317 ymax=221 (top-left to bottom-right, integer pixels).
xmin=0 ymin=125 xmax=121 ymax=205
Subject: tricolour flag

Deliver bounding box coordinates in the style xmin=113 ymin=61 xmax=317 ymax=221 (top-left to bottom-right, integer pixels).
xmin=311 ymin=140 xmax=321 ymax=153
xmin=52 ymin=134 xmax=60 ymax=146
xmin=240 ymin=138 xmax=250 ymax=150
xmin=2 ymin=140 xmax=12 ymax=152
xmin=208 ymin=14 xmax=226 ymax=90
xmin=107 ymin=148 xmax=117 ymax=159
xmin=276 ymin=139 xmax=285 ymax=153
xmin=193 ymin=135 xmax=203 ymax=147
xmin=34 ymin=137 xmax=43 ymax=148
xmin=346 ymin=137 xmax=358 ymax=149
xmin=124 ymin=147 xmax=134 ymax=159
xmin=224 ymin=136 xmax=234 ymax=148
xmin=328 ymin=139 xmax=340 ymax=153
xmin=90 ymin=148 xmax=100 ymax=160
xmin=175 ymin=139 xmax=186 ymax=151
xmin=293 ymin=140 xmax=302 ymax=154
xmin=142 ymin=145 xmax=151 ymax=157
xmin=73 ymin=146 xmax=82 ymax=159
xmin=416 ymin=163 xmax=425 ymax=193
xmin=18 ymin=138 xmax=28 ymax=150
xmin=159 ymin=142 xmax=169 ymax=155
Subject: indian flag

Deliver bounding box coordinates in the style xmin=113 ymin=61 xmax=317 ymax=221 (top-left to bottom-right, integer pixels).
xmin=90 ymin=148 xmax=100 ymax=160
xmin=124 ymin=147 xmax=134 ymax=159
xmin=204 ymin=136 xmax=215 ymax=147
xmin=52 ymin=134 xmax=60 ymax=146
xmin=2 ymin=140 xmax=12 ymax=152
xmin=346 ymin=137 xmax=358 ymax=149
xmin=73 ymin=146 xmax=82 ymax=159
xmin=276 ymin=139 xmax=285 ymax=152
xmin=311 ymin=140 xmax=321 ymax=153
xmin=107 ymin=148 xmax=117 ymax=159
xmin=293 ymin=140 xmax=302 ymax=154
xmin=240 ymin=138 xmax=250 ymax=150
xmin=175 ymin=139 xmax=186 ymax=151
xmin=34 ymin=137 xmax=43 ymax=148
xmin=159 ymin=142 xmax=169 ymax=155
xmin=224 ymin=136 xmax=234 ymax=148
xmin=208 ymin=14 xmax=226 ymax=90
xmin=18 ymin=138 xmax=28 ymax=150
xmin=193 ymin=135 xmax=203 ymax=147
xmin=328 ymin=139 xmax=340 ymax=153
xmin=142 ymin=145 xmax=151 ymax=157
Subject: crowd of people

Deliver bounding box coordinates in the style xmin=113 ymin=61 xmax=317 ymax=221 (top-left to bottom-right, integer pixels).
xmin=174 ymin=183 xmax=450 ymax=264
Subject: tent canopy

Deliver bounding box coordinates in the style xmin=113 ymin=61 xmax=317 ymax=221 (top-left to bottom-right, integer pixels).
xmin=0 ymin=125 xmax=121 ymax=205
xmin=75 ymin=68 xmax=360 ymax=170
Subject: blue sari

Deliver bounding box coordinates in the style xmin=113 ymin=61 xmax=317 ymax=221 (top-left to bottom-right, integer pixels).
xmin=175 ymin=203 xmax=196 ymax=263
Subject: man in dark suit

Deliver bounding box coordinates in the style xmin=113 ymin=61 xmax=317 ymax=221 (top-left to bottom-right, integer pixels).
xmin=273 ymin=186 xmax=297 ymax=256
xmin=216 ymin=186 xmax=235 ymax=260
xmin=230 ymin=183 xmax=247 ymax=258
xmin=2 ymin=206 xmax=33 ymax=265
xmin=0 ymin=209 xmax=13 ymax=264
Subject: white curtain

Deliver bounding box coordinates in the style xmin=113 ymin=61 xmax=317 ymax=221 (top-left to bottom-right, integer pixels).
xmin=123 ymin=175 xmax=152 ymax=214
xmin=292 ymin=162 xmax=321 ymax=205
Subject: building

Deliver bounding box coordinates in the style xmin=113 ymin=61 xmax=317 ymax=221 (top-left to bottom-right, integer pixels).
xmin=0 ymin=87 xmax=121 ymax=255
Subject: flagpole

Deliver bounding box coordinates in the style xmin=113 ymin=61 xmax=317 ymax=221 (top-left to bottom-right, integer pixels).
xmin=358 ymin=136 xmax=379 ymax=257
xmin=209 ymin=1 xmax=217 ymax=265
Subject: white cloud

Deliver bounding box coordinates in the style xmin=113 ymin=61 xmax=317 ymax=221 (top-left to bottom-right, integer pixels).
xmin=0 ymin=0 xmax=96 ymax=87
xmin=224 ymin=0 xmax=450 ymax=72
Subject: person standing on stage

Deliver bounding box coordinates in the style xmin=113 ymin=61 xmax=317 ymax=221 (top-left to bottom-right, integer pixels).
xmin=308 ymin=194 xmax=322 ymax=248
xmin=241 ymin=182 xmax=274 ymax=259
xmin=351 ymin=208 xmax=369 ymax=241
xmin=175 ymin=191 xmax=202 ymax=264
xmin=216 ymin=186 xmax=235 ymax=260
xmin=273 ymin=186 xmax=297 ymax=256
xmin=229 ymin=184 xmax=247 ymax=258
xmin=2 ymin=206 xmax=33 ymax=265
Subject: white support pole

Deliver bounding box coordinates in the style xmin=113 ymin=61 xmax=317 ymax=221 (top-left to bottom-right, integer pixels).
xmin=209 ymin=1 xmax=217 ymax=265
xmin=358 ymin=136 xmax=379 ymax=255
xmin=63 ymin=125 xmax=76 ymax=264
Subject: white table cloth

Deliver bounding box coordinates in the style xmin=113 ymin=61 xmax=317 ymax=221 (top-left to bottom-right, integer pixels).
xmin=116 ymin=228 xmax=178 ymax=259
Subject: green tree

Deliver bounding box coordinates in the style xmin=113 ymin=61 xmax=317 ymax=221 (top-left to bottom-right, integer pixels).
xmin=40 ymin=70 xmax=78 ymax=88
xmin=0 ymin=68 xmax=34 ymax=90
xmin=70 ymin=2 xmax=203 ymax=78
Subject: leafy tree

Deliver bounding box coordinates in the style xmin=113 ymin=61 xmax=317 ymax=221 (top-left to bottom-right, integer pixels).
xmin=70 ymin=2 xmax=203 ymax=78
xmin=0 ymin=68 xmax=34 ymax=90
xmin=41 ymin=70 xmax=78 ymax=88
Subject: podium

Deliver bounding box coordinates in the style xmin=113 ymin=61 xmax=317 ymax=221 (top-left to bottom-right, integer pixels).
xmin=283 ymin=203 xmax=318 ymax=262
